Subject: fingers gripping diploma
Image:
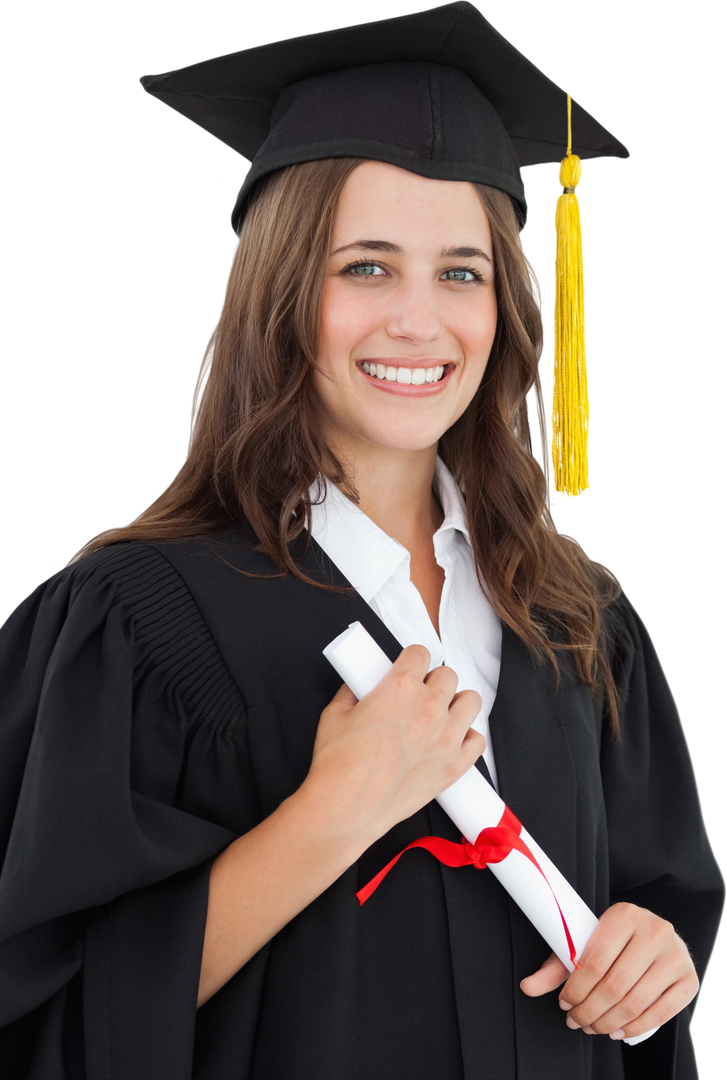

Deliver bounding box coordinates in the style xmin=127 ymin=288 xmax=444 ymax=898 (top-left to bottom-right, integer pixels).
xmin=520 ymin=902 xmax=699 ymax=1042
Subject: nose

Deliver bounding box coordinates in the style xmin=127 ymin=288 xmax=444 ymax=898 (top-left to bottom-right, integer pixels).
xmin=384 ymin=277 xmax=444 ymax=344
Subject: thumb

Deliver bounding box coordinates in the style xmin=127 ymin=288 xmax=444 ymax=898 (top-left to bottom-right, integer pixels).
xmin=520 ymin=952 xmax=569 ymax=997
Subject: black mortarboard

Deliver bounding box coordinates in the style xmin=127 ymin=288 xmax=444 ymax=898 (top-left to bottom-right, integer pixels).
xmin=140 ymin=1 xmax=627 ymax=234
xmin=134 ymin=2 xmax=630 ymax=498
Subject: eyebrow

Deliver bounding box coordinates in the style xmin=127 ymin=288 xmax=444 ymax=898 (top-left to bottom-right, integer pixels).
xmin=330 ymin=240 xmax=492 ymax=263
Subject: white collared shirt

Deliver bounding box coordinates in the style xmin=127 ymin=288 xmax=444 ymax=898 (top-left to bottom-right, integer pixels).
xmin=309 ymin=456 xmax=501 ymax=789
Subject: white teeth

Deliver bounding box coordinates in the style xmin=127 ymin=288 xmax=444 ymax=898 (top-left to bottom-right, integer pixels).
xmin=363 ymin=363 xmax=448 ymax=383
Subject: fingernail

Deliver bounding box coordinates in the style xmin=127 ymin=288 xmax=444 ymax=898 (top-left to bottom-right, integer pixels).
xmin=566 ymin=1015 xmax=581 ymax=1030
xmin=610 ymin=1029 xmax=625 ymax=1041
xmin=559 ymin=999 xmax=572 ymax=1011
xmin=583 ymin=1026 xmax=595 ymax=1035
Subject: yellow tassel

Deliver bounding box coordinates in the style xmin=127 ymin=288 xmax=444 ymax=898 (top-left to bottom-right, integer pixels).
xmin=553 ymin=95 xmax=588 ymax=495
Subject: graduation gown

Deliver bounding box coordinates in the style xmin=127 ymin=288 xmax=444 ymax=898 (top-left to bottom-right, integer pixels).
xmin=0 ymin=522 xmax=722 ymax=1080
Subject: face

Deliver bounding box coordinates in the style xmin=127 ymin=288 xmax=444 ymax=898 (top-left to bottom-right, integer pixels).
xmin=314 ymin=160 xmax=497 ymax=463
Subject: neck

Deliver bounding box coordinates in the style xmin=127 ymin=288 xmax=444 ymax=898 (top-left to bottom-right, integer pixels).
xmin=332 ymin=444 xmax=438 ymax=552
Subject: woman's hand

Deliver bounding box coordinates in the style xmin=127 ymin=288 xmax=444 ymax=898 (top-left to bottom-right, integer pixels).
xmin=307 ymin=644 xmax=484 ymax=835
xmin=520 ymin=902 xmax=699 ymax=1040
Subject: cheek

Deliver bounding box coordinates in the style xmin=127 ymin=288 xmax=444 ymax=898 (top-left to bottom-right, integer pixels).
xmin=319 ymin=287 xmax=349 ymax=349
xmin=476 ymin=288 xmax=499 ymax=341
xmin=318 ymin=280 xmax=376 ymax=359
xmin=452 ymin=292 xmax=498 ymax=370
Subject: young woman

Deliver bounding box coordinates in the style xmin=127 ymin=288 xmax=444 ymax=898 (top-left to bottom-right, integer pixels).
xmin=0 ymin=5 xmax=722 ymax=1079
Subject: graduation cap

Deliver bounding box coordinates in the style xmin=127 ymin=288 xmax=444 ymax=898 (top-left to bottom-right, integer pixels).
xmin=141 ymin=1 xmax=629 ymax=496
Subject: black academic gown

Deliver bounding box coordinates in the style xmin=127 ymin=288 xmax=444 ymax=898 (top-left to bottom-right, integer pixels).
xmin=0 ymin=523 xmax=722 ymax=1080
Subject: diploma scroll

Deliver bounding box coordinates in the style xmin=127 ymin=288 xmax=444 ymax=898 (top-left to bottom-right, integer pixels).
xmin=323 ymin=622 xmax=658 ymax=1047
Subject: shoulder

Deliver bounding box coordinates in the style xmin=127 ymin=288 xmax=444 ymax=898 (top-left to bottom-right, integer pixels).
xmin=8 ymin=541 xmax=198 ymax=643
xmin=35 ymin=521 xmax=265 ymax=615
xmin=1 ymin=535 xmax=250 ymax=738
xmin=0 ymin=543 xmax=190 ymax=677
xmin=600 ymin=590 xmax=656 ymax=690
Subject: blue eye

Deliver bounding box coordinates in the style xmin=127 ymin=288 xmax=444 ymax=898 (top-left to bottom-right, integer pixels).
xmin=341 ymin=257 xmax=488 ymax=282
xmin=438 ymin=268 xmax=479 ymax=282
xmin=346 ymin=261 xmax=386 ymax=277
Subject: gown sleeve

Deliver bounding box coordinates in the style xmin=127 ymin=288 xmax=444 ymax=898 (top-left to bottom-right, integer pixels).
xmin=600 ymin=594 xmax=724 ymax=1079
xmin=0 ymin=546 xmax=240 ymax=1079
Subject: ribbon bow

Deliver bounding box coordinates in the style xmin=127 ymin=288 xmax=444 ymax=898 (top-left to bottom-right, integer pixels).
xmin=357 ymin=805 xmax=580 ymax=967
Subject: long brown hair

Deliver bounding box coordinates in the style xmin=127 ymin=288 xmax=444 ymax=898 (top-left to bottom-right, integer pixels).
xmin=75 ymin=157 xmax=621 ymax=729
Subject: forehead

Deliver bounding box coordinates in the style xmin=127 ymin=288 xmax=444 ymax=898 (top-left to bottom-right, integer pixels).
xmin=331 ymin=161 xmax=492 ymax=249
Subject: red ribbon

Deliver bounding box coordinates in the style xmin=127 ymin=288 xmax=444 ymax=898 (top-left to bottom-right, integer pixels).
xmin=357 ymin=805 xmax=580 ymax=967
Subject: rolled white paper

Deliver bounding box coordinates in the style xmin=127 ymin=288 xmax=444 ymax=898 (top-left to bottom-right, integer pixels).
xmin=323 ymin=622 xmax=658 ymax=1047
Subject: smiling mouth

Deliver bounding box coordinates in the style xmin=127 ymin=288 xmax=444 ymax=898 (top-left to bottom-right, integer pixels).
xmin=361 ymin=361 xmax=450 ymax=385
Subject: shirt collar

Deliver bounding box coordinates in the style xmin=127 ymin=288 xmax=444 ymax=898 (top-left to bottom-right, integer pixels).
xmin=307 ymin=456 xmax=470 ymax=603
